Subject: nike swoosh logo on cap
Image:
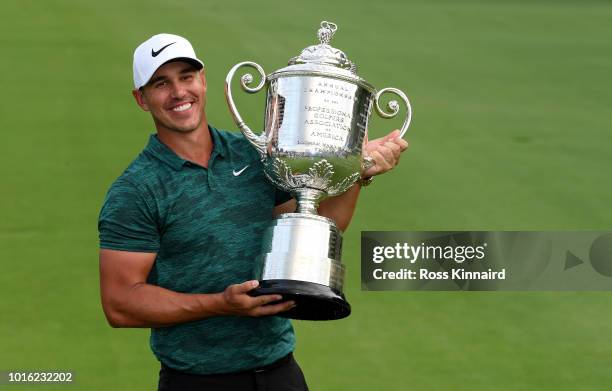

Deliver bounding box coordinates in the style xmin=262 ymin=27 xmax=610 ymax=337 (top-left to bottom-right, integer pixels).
xmin=232 ymin=165 xmax=250 ymax=176
xmin=151 ymin=42 xmax=176 ymax=57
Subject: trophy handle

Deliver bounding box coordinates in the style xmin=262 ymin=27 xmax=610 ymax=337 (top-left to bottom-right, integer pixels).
xmin=225 ymin=61 xmax=267 ymax=157
xmin=373 ymin=87 xmax=413 ymax=138
xmin=361 ymin=88 xmax=413 ymax=171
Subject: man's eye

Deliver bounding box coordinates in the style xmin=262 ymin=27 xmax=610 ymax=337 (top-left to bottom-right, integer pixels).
xmin=182 ymin=74 xmax=194 ymax=81
xmin=155 ymin=81 xmax=167 ymax=88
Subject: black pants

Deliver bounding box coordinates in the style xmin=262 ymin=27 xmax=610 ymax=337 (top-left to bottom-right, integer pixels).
xmin=158 ymin=353 xmax=309 ymax=391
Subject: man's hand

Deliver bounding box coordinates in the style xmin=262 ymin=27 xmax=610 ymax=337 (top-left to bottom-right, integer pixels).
xmin=362 ymin=129 xmax=409 ymax=178
xmin=220 ymin=280 xmax=295 ymax=317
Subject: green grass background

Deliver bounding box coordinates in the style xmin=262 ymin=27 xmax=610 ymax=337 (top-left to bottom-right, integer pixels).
xmin=1 ymin=0 xmax=611 ymax=389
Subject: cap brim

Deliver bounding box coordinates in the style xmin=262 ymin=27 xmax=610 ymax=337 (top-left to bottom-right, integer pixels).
xmin=140 ymin=57 xmax=204 ymax=88
xmin=164 ymin=57 xmax=204 ymax=70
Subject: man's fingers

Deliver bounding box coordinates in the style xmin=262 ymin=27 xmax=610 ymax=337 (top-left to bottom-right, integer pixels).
xmin=364 ymin=139 xmax=382 ymax=154
xmin=255 ymin=294 xmax=283 ymax=306
xmin=223 ymin=282 xmax=294 ymax=316
xmin=362 ymin=131 xmax=409 ymax=177
xmin=384 ymin=141 xmax=401 ymax=160
xmin=365 ymin=131 xmax=404 ymax=152
xmin=385 ymin=129 xmax=401 ymax=141
xmin=363 ymin=151 xmax=381 ymax=177
xmin=372 ymin=150 xmax=393 ymax=171
xmin=253 ymin=300 xmax=296 ymax=317
xmin=232 ymin=280 xmax=259 ymax=294
xmin=362 ymin=150 xmax=386 ymax=177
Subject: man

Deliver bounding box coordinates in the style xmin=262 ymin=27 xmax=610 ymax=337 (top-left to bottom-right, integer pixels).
xmin=98 ymin=33 xmax=408 ymax=391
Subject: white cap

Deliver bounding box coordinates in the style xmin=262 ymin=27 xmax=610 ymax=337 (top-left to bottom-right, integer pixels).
xmin=133 ymin=33 xmax=204 ymax=89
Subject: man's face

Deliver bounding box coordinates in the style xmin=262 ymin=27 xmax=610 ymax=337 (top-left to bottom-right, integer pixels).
xmin=133 ymin=61 xmax=207 ymax=133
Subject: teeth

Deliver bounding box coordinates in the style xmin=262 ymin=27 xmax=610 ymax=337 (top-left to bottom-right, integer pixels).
xmin=173 ymin=103 xmax=192 ymax=112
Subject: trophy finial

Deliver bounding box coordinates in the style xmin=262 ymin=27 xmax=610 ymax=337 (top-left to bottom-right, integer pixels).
xmin=288 ymin=20 xmax=355 ymax=73
xmin=317 ymin=21 xmax=337 ymax=45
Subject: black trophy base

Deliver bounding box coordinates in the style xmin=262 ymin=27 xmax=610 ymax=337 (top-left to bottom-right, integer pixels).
xmin=249 ymin=279 xmax=351 ymax=321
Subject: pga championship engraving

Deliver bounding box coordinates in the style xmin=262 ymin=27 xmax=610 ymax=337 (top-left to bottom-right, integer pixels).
xmin=225 ymin=21 xmax=412 ymax=320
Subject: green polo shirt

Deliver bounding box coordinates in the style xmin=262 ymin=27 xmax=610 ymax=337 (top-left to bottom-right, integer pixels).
xmin=98 ymin=126 xmax=294 ymax=375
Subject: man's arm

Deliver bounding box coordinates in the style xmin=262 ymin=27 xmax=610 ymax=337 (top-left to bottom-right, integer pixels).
xmin=273 ymin=130 xmax=409 ymax=231
xmin=99 ymin=249 xmax=295 ymax=328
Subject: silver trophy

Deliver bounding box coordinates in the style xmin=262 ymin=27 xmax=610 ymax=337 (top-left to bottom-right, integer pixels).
xmin=225 ymin=21 xmax=412 ymax=320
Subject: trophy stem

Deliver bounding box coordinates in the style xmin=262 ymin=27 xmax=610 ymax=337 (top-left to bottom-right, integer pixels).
xmin=294 ymin=188 xmax=326 ymax=215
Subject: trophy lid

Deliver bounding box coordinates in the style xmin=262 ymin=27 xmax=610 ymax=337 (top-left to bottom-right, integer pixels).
xmin=268 ymin=21 xmax=374 ymax=92
xmin=288 ymin=21 xmax=357 ymax=73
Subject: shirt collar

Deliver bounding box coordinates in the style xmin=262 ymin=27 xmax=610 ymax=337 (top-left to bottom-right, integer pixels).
xmin=144 ymin=125 xmax=227 ymax=171
xmin=208 ymin=125 xmax=228 ymax=159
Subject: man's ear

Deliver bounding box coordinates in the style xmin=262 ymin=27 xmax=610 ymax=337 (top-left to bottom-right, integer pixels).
xmin=200 ymin=69 xmax=207 ymax=93
xmin=132 ymin=88 xmax=150 ymax=112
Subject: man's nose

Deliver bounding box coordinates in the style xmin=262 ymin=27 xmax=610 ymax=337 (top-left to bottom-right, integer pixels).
xmin=170 ymin=82 xmax=187 ymax=99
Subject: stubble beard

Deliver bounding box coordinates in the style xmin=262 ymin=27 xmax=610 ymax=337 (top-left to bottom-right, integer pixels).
xmin=153 ymin=109 xmax=203 ymax=134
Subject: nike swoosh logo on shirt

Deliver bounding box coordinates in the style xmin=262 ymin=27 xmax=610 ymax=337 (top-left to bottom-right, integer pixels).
xmin=151 ymin=42 xmax=176 ymax=57
xmin=232 ymin=165 xmax=250 ymax=176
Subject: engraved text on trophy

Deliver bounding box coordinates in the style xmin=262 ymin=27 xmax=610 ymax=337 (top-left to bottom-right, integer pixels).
xmin=301 ymin=79 xmax=356 ymax=149
xmin=268 ymin=76 xmax=368 ymax=152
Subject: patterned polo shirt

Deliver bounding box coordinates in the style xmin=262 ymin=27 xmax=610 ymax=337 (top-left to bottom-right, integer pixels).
xmin=98 ymin=125 xmax=294 ymax=375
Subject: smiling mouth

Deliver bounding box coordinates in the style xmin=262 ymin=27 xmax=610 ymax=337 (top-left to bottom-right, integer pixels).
xmin=172 ymin=103 xmax=192 ymax=112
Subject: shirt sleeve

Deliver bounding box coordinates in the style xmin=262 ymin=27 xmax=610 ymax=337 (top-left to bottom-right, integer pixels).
xmin=274 ymin=188 xmax=293 ymax=207
xmin=98 ymin=179 xmax=160 ymax=252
